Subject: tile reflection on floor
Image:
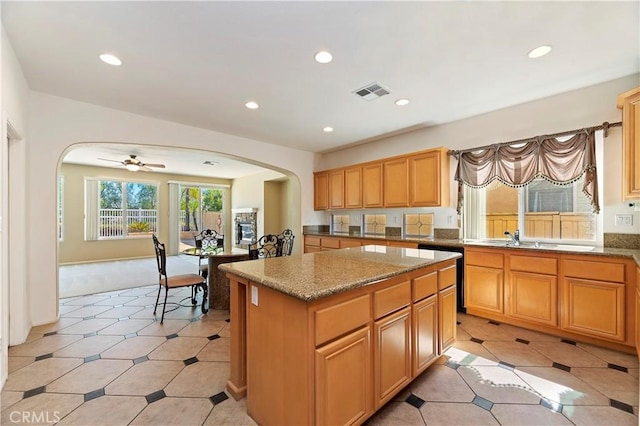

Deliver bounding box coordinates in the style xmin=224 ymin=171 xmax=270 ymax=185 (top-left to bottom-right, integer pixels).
xmin=2 ymin=284 xmax=639 ymax=425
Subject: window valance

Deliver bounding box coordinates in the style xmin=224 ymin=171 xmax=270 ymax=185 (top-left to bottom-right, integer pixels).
xmin=453 ymin=130 xmax=599 ymax=214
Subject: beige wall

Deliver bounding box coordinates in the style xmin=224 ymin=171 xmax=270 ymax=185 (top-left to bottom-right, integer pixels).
xmin=264 ymin=180 xmax=285 ymax=235
xmin=59 ymin=163 xmax=232 ymax=264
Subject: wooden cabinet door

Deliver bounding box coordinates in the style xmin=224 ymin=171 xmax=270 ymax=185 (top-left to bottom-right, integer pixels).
xmin=316 ymin=326 xmax=372 ymax=426
xmin=383 ymin=158 xmax=409 ymax=207
xmin=412 ymin=294 xmax=438 ymax=376
xmin=314 ymin=172 xmax=329 ymax=210
xmin=439 ymin=285 xmax=456 ymax=353
xmin=561 ymin=277 xmax=625 ymax=341
xmin=466 ymin=265 xmax=504 ymax=314
xmin=374 ymin=307 xmax=411 ymax=409
xmin=509 ymin=271 xmax=557 ymax=327
xmin=410 ymin=151 xmax=448 ymax=207
xmin=617 ymin=87 xmax=640 ymax=199
xmin=345 ymin=167 xmax=363 ymax=209
xmin=636 ymin=287 xmax=640 ymax=357
xmin=329 ymin=169 xmax=345 ymax=209
xmin=363 ymin=163 xmax=384 ymax=208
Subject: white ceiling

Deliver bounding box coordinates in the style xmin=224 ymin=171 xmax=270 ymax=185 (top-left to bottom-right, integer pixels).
xmin=3 ymin=1 xmax=639 ymax=177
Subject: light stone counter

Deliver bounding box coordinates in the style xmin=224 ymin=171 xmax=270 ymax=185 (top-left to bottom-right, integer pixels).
xmin=218 ymin=245 xmax=461 ymax=302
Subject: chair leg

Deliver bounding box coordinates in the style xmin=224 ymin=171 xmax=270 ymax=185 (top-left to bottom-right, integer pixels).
xmin=160 ymin=287 xmax=169 ymax=324
xmin=201 ymin=283 xmax=209 ymax=314
xmin=191 ymin=285 xmax=197 ymax=305
xmin=153 ymin=284 xmax=162 ymax=314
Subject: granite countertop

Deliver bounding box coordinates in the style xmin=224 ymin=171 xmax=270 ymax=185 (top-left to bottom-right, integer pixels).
xmin=303 ymin=231 xmax=640 ymax=266
xmin=219 ymin=246 xmax=461 ymax=302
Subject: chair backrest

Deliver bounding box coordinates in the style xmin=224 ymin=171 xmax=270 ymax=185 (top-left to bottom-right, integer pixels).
xmin=152 ymin=234 xmax=167 ymax=278
xmin=251 ymin=234 xmax=280 ymax=258
xmin=195 ymin=229 xmax=224 ymax=251
xmin=277 ymin=229 xmax=295 ymax=256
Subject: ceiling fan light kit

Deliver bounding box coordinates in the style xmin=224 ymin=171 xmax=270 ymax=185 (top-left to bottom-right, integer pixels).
xmin=98 ymin=154 xmax=166 ymax=172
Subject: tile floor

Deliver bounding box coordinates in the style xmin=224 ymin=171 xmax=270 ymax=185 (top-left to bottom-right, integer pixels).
xmin=2 ymin=283 xmax=639 ymax=425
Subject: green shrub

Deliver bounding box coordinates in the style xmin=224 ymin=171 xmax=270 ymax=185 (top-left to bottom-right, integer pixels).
xmin=128 ymin=221 xmax=150 ymax=233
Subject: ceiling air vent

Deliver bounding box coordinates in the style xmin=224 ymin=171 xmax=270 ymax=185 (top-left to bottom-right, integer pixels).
xmin=353 ymin=82 xmax=390 ymax=101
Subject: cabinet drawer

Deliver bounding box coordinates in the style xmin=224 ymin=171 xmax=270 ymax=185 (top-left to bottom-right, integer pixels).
xmin=374 ymin=281 xmax=411 ymax=319
xmin=438 ymin=263 xmax=457 ymax=290
xmin=305 ymin=236 xmax=321 ymax=247
xmin=340 ymin=239 xmax=362 ymax=248
xmin=511 ymin=255 xmax=557 ymax=275
xmin=321 ymin=238 xmax=341 ymax=249
xmin=562 ymin=259 xmax=625 ymax=283
xmin=466 ymin=251 xmax=503 ymax=268
xmin=413 ymin=272 xmax=438 ymax=302
xmin=315 ymin=295 xmax=370 ymax=346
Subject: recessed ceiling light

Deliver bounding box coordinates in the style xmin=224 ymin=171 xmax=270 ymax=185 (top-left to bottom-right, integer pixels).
xmin=395 ymin=99 xmax=410 ymax=106
xmin=99 ymin=53 xmax=122 ymax=66
xmin=245 ymin=101 xmax=259 ymax=109
xmin=314 ymin=51 xmax=333 ymax=64
xmin=323 ymin=126 xmax=334 ymax=133
xmin=527 ymin=45 xmax=552 ymax=59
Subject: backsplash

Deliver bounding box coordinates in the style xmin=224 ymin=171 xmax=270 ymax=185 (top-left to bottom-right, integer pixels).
xmin=604 ymin=233 xmax=640 ymax=249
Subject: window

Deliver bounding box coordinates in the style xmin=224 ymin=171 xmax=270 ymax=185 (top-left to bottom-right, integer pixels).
xmin=57 ymin=175 xmax=64 ymax=241
xmin=463 ymin=174 xmax=596 ymax=242
xmin=92 ymin=180 xmax=158 ymax=239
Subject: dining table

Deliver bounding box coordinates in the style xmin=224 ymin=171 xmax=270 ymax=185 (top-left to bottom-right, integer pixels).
xmin=181 ymin=247 xmax=252 ymax=310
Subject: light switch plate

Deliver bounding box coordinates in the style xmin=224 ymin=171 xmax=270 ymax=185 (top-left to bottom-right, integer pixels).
xmin=251 ymin=285 xmax=258 ymax=306
xmin=615 ymin=214 xmax=633 ymax=226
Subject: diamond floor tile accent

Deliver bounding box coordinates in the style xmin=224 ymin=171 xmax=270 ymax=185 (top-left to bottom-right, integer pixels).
xmin=84 ymin=388 xmax=105 ymax=402
xmin=472 ymin=395 xmax=494 ymax=411
xmin=405 ymin=393 xmax=425 ymax=409
xmin=145 ymin=390 xmax=166 ymax=404
xmin=210 ymin=391 xmax=229 ymax=405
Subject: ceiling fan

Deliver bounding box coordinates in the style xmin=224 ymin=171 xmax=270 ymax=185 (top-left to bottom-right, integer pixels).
xmin=98 ymin=154 xmax=166 ymax=172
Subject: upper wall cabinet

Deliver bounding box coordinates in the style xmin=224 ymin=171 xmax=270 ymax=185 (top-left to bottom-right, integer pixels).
xmin=410 ymin=149 xmax=450 ymax=207
xmin=314 ymin=171 xmax=329 ymax=210
xmin=617 ymin=87 xmax=640 ymax=199
xmin=314 ymin=147 xmax=451 ymax=210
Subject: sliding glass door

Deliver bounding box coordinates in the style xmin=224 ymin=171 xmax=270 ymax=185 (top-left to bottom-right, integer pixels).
xmin=179 ymin=185 xmax=225 ymax=249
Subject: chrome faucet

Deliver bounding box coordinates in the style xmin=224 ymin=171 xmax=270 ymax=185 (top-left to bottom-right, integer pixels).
xmin=504 ymin=229 xmax=520 ymax=246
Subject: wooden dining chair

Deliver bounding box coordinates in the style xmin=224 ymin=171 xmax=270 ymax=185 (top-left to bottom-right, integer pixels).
xmin=152 ymin=234 xmax=208 ymax=323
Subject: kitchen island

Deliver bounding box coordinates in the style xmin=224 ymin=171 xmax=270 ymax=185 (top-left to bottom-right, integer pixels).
xmin=220 ymin=245 xmax=461 ymax=426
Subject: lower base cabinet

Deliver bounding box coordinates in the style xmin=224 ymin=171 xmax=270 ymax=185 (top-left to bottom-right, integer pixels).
xmin=439 ymin=285 xmax=456 ymax=352
xmin=316 ymin=326 xmax=372 ymax=426
xmin=509 ymin=271 xmax=557 ymax=327
xmin=412 ymin=294 xmax=438 ymax=376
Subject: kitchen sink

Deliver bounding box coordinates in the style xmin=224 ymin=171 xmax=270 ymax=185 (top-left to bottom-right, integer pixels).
xmin=463 ymin=240 xmax=595 ymax=252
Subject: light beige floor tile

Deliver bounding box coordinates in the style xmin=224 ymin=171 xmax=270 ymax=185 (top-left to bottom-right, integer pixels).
xmin=56 ymin=395 xmax=147 ymax=425
xmin=499 ymin=323 xmax=563 ymax=342
xmin=562 ymin=405 xmax=638 ymax=425
xmin=160 ymin=305 xmax=207 ymax=321
xmin=1 ymin=390 xmax=24 ymax=411
xmin=60 ymin=305 xmax=114 ymax=318
xmin=97 ymin=319 xmax=155 ymax=335
xmin=8 ymin=334 xmax=83 ymax=357
xmin=128 ymin=306 xmax=158 ymax=319
xmin=95 ymin=305 xmax=145 ymax=319
xmin=483 ymin=341 xmax=553 ymax=367
xmin=8 ymin=356 xmax=35 ymax=373
xmin=62 ymin=294 xmax=112 ymax=305
xmin=491 ymin=403 xmax=574 ymax=425
xmin=124 ymin=295 xmax=163 ymax=307
xmin=58 ymin=305 xmax=84 ymax=315
xmin=54 ymin=335 xmax=123 ymax=358
xmin=365 ymin=401 xmax=424 ymax=425
xmin=420 ymin=402 xmax=500 ymax=425
xmin=130 ymin=397 xmax=213 ymax=425
xmin=410 ymin=364 xmax=475 ymax=402
xmin=457 ymin=365 xmax=541 ymax=404
xmin=218 ymin=323 xmax=231 ymax=338
xmin=197 ymin=338 xmax=230 ymax=362
xmin=458 ymin=321 xmax=519 ymax=342
xmin=119 ymin=286 xmax=158 ymax=297
xmin=164 ymin=361 xmax=229 ymax=397
xmin=456 ymin=326 xmax=472 ymax=341
xmin=529 ymin=341 xmax=608 ymax=368
xmin=105 ymin=360 xmax=184 ymax=396
xmin=204 ymin=397 xmax=257 ymax=426
xmin=29 ymin=317 xmax=83 ymax=334
xmin=577 ymin=342 xmax=639 ymax=369
xmin=0 ymin=393 xmax=84 ymax=426
xmin=148 ymin=336 xmax=208 ymax=361
xmin=629 ymin=368 xmax=639 ymax=379
xmin=47 ymin=359 xmax=132 ymax=394
xmin=137 ymin=319 xmax=191 ymax=336
xmin=571 ymin=367 xmax=639 ymax=406
xmin=56 ymin=318 xmax=119 ymax=335
xmin=178 ymin=319 xmax=227 ymax=337
xmin=515 ymin=366 xmax=609 ymax=406
xmin=446 ymin=342 xmax=500 ymax=366
xmin=99 ymin=336 xmax=166 ymax=359
xmin=203 ymin=310 xmax=231 ymax=321
xmin=3 ymin=357 xmax=83 ymax=391
xmin=93 ymin=296 xmax=138 ymax=306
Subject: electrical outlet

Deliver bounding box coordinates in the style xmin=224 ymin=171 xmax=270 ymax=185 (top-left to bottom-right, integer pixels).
xmin=615 ymin=214 xmax=633 ymax=226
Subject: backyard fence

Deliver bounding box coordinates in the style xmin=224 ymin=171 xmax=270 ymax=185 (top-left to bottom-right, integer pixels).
xmin=99 ymin=208 xmax=158 ymax=238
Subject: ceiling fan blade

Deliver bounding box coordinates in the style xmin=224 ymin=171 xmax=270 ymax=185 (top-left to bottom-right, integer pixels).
xmin=139 ymin=166 xmax=152 ymax=172
xmin=143 ymin=163 xmax=166 ymax=168
xmin=98 ymin=158 xmax=125 ymax=164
